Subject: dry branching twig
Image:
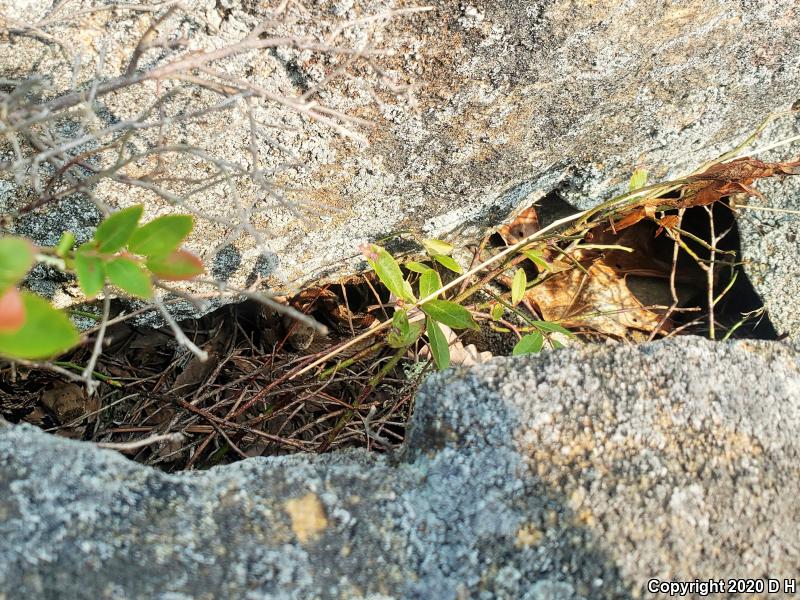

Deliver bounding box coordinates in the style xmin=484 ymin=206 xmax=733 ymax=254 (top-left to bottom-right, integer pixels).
xmin=1 ymin=1 xmax=429 ymax=389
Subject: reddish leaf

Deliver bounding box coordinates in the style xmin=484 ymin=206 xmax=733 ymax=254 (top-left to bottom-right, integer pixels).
xmin=0 ymin=288 xmax=25 ymax=333
xmin=147 ymin=250 xmax=204 ymax=280
xmin=610 ymin=157 xmax=800 ymax=232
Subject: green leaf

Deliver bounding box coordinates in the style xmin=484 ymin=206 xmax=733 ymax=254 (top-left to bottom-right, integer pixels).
xmin=512 ymin=332 xmax=544 ymax=355
xmin=106 ymin=257 xmax=152 ymax=299
xmin=128 ymin=214 xmax=194 ymax=258
xmin=0 ymin=237 xmax=34 ymax=291
xmin=426 ymin=319 xmax=450 ymax=370
xmin=93 ymin=205 xmax=143 ymax=253
xmin=550 ymin=339 xmax=565 ymax=350
xmin=490 ymin=303 xmax=504 ymax=321
xmin=432 ymin=254 xmax=462 ymax=274
xmin=404 ymin=261 xmax=431 ymax=274
xmin=363 ymin=244 xmax=415 ymax=303
xmin=421 ymin=299 xmax=479 ymax=330
xmin=522 ymin=249 xmax=551 ymax=272
xmin=392 ymin=309 xmax=411 ymax=334
xmin=146 ymin=250 xmax=204 ymax=280
xmin=629 ymin=168 xmax=648 ymax=191
xmin=387 ymin=309 xmax=421 ymax=348
xmin=75 ymin=245 xmax=106 ymax=298
xmin=0 ymin=291 xmax=79 ymax=359
xmin=419 ymin=268 xmax=442 ymax=299
xmin=532 ymin=320 xmax=575 ymax=337
xmin=55 ymin=231 xmax=76 ymax=258
xmin=511 ymin=268 xmax=527 ymax=306
xmin=422 ymin=238 xmax=453 ymax=256
xmin=388 ymin=325 xmax=421 ymax=349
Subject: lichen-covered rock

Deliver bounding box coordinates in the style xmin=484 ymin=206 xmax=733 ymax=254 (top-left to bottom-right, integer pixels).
xmin=737 ymin=119 xmax=800 ymax=338
xmin=2 ymin=338 xmax=800 ymax=599
xmin=740 ymin=213 xmax=800 ymax=339
xmin=2 ymin=1 xmax=799 ymax=318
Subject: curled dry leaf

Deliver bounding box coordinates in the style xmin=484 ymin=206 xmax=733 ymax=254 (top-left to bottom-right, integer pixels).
xmin=173 ymin=352 xmax=221 ymax=392
xmin=585 ymin=224 xmax=674 ymax=279
xmin=173 ymin=318 xmax=230 ymax=392
xmin=525 ymin=260 xmax=670 ymax=338
xmin=497 ymin=206 xmax=540 ymax=245
xmin=41 ymin=382 xmax=100 ymax=426
xmin=611 ymin=156 xmax=800 ymax=231
xmin=290 ymin=285 xmax=376 ymax=334
xmin=682 ymin=157 xmax=800 ymax=206
xmin=417 ymin=323 xmax=493 ymax=367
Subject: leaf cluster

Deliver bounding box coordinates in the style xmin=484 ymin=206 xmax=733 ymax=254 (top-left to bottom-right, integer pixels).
xmin=0 ymin=206 xmax=203 ymax=360
xmin=74 ymin=206 xmax=201 ymax=300
xmin=363 ymin=237 xmax=571 ymax=371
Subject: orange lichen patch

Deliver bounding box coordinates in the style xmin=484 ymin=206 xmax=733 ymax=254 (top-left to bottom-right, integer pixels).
xmin=515 ymin=524 xmax=544 ymax=548
xmin=284 ymin=493 xmax=329 ymax=543
xmin=521 ymin=412 xmax=766 ymax=491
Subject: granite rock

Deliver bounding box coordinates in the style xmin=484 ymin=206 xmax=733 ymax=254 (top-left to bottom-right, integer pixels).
xmin=2 ymin=337 xmax=799 ymax=599
xmin=2 ymin=1 xmax=799 ymax=319
xmin=737 ymin=117 xmax=800 ymax=338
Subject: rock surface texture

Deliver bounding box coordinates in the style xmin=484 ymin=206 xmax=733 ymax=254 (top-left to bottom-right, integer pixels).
xmin=738 ymin=119 xmax=800 ymax=339
xmin=2 ymin=1 xmax=800 ymax=315
xmin=2 ymin=337 xmax=800 ymax=599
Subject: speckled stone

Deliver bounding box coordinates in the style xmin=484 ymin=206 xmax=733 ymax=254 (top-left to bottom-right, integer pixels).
xmin=737 ymin=118 xmax=800 ymax=339
xmin=2 ymin=337 xmax=799 ymax=599
xmin=2 ymin=0 xmax=799 ymax=320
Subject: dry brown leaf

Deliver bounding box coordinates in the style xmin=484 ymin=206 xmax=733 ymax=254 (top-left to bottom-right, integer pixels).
xmin=142 ymin=403 xmax=176 ymax=426
xmin=40 ymin=382 xmax=97 ymax=424
xmin=682 ymin=157 xmax=800 ymax=205
xmin=173 ymin=353 xmax=220 ymax=392
xmin=526 ymin=261 xmax=670 ymax=338
xmin=279 ymin=284 xmax=376 ymax=349
xmin=173 ymin=319 xmax=230 ymax=392
xmin=611 ymin=157 xmax=800 ymax=231
xmin=585 ymin=224 xmax=674 ymax=278
xmin=128 ymin=330 xmax=172 ymax=349
xmin=498 ymin=206 xmax=540 ymax=245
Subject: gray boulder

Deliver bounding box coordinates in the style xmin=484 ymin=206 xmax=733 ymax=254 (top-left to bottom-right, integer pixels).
xmin=740 ymin=208 xmax=800 ymax=339
xmin=2 ymin=337 xmax=800 ymax=599
xmin=737 ymin=120 xmax=800 ymax=338
xmin=2 ymin=0 xmax=800 ymax=317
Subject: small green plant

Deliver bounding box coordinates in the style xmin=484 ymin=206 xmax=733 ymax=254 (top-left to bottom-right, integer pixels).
xmin=362 ymin=241 xmax=478 ymax=370
xmin=361 ymin=237 xmax=572 ymax=370
xmin=0 ymin=206 xmax=203 ymax=360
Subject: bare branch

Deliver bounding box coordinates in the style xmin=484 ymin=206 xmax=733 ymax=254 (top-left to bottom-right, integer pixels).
xmin=96 ymin=432 xmax=185 ymax=452
xmin=81 ymin=293 xmax=111 ymax=395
